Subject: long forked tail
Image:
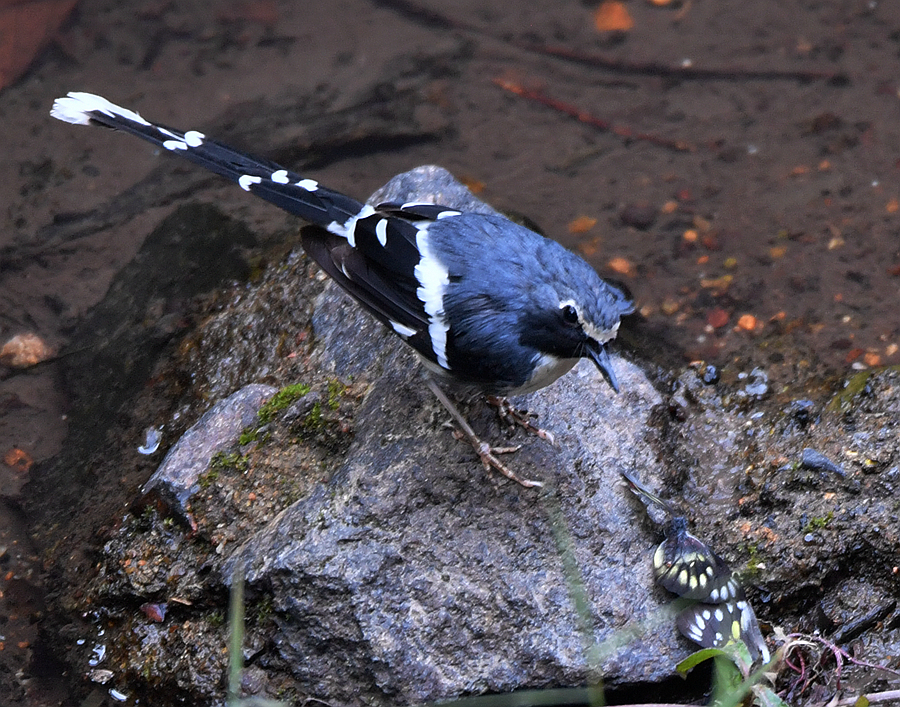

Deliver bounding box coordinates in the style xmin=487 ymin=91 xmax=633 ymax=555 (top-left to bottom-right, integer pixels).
xmin=50 ymin=92 xmax=364 ymax=232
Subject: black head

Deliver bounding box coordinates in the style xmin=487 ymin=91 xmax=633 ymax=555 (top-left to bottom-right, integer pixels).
xmin=519 ymin=239 xmax=634 ymax=392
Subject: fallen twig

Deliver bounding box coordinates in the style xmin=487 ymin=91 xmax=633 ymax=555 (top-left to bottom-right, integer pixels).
xmin=513 ymin=41 xmax=848 ymax=84
xmin=374 ymin=0 xmax=846 ymax=84
xmin=833 ymin=688 xmax=900 ymax=706
xmin=492 ymin=77 xmax=694 ymax=152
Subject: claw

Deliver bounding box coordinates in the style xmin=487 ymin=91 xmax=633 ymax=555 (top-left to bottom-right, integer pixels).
xmin=486 ymin=396 xmax=558 ymax=447
xmin=476 ymin=445 xmax=543 ymax=488
xmin=429 ymin=380 xmax=543 ymax=488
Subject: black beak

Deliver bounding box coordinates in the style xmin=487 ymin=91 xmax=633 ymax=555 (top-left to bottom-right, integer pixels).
xmin=586 ymin=341 xmax=620 ymax=393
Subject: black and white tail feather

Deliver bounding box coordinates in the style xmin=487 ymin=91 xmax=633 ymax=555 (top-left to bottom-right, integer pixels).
xmin=52 ymin=91 xmax=634 ymax=487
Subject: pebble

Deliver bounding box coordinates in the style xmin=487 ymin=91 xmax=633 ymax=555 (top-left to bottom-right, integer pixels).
xmin=0 ymin=333 xmax=54 ymax=368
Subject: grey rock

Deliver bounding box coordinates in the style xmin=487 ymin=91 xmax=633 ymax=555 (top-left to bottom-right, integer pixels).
xmin=221 ymin=168 xmax=686 ymax=705
xmin=366 ymin=165 xmax=502 ymax=216
xmin=142 ymin=383 xmax=278 ymax=517
xmin=800 ymin=447 xmax=846 ymax=478
xmin=229 ymin=346 xmax=682 ymax=705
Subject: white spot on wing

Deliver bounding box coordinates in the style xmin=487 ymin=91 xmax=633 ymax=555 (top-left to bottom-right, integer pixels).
xmin=271 ymin=170 xmax=289 ymax=184
xmin=342 ymin=204 xmax=376 ymax=248
xmin=184 ymin=130 xmax=205 ymax=147
xmin=50 ymin=92 xmax=152 ymax=127
xmin=436 ymin=210 xmax=461 ymax=219
xmin=296 ymin=178 xmax=318 ymax=191
xmin=375 ymin=218 xmax=389 ymax=247
xmin=414 ymin=229 xmax=450 ymax=369
xmin=390 ymin=320 xmax=417 ymax=338
xmin=163 ymin=140 xmax=188 ymax=151
xmin=239 ymin=175 xmax=262 ymax=191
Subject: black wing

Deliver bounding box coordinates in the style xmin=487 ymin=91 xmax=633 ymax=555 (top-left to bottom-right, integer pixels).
xmin=652 ymin=526 xmax=741 ymax=603
xmin=677 ymin=599 xmax=770 ymax=663
xmin=301 ymin=218 xmax=436 ymax=365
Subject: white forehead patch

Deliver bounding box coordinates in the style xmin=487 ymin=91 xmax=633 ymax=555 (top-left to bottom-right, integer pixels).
xmin=559 ymin=298 xmax=620 ymax=344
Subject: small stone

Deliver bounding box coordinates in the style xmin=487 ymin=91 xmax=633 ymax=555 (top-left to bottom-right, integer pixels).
xmin=141 ymin=383 xmax=279 ymax=522
xmin=864 ymin=352 xmax=881 ymax=367
xmin=701 ymin=364 xmax=720 ymax=385
xmin=0 ymin=333 xmax=54 ymax=368
xmin=607 ymin=256 xmax=635 ymax=276
xmin=787 ymin=400 xmax=816 ymax=427
xmin=594 ymin=1 xmax=634 ymax=32
xmin=89 ymin=669 xmax=114 ymax=684
xmin=743 ymin=368 xmax=769 ymax=398
xmin=138 ymin=426 xmax=162 ymax=455
xmin=707 ymin=308 xmax=729 ymax=329
xmin=800 ymin=448 xmax=846 ymax=478
xmin=567 ymin=215 xmax=597 ymax=233
xmin=660 ymin=299 xmax=680 ymax=315
xmin=737 ymin=314 xmax=758 ymax=331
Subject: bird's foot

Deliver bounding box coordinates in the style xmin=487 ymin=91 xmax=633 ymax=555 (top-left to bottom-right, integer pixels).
xmin=427 ymin=379 xmax=543 ymax=488
xmin=486 ymin=395 xmax=557 ymax=446
xmin=451 ymin=430 xmax=540 ymax=487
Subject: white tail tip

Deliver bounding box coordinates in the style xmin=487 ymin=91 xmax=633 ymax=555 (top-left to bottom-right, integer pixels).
xmin=50 ymin=91 xmax=151 ymax=127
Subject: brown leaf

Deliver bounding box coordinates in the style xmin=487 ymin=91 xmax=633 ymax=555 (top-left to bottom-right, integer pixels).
xmin=567 ymin=215 xmax=597 ymax=233
xmin=594 ymin=1 xmax=634 ymax=32
xmin=0 ymin=0 xmax=78 ymax=90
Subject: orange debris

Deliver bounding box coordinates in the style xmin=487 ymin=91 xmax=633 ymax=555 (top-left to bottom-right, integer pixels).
xmin=737 ymin=314 xmax=758 ymax=331
xmin=594 ymin=1 xmax=634 ymax=31
xmin=568 ymin=215 xmax=598 ymax=233
xmin=3 ymin=448 xmax=33 ymax=473
xmin=864 ymin=352 xmax=881 ymax=367
xmin=460 ymin=176 xmax=485 ymax=194
xmin=707 ymin=308 xmax=729 ymax=329
xmin=0 ymin=332 xmax=53 ymax=368
xmin=607 ymin=256 xmax=635 ymax=276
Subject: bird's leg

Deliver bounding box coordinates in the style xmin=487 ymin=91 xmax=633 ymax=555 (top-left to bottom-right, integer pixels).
xmin=485 ymin=396 xmax=557 ymax=447
xmin=425 ymin=379 xmax=543 ymax=488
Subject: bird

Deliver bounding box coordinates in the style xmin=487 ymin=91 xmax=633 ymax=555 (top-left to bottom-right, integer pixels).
xmin=50 ymin=91 xmax=634 ymax=488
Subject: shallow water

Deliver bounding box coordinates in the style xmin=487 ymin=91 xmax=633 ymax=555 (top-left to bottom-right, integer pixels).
xmin=2 ymin=0 xmax=900 ymax=703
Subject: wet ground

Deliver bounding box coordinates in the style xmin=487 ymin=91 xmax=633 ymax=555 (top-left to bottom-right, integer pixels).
xmin=2 ymin=0 xmax=900 ymax=704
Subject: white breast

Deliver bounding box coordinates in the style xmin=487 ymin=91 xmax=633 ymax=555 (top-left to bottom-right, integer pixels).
xmin=508 ymin=354 xmax=578 ymax=395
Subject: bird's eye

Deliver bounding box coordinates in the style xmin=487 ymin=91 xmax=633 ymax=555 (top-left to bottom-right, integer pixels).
xmin=561 ymin=304 xmax=579 ymax=326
